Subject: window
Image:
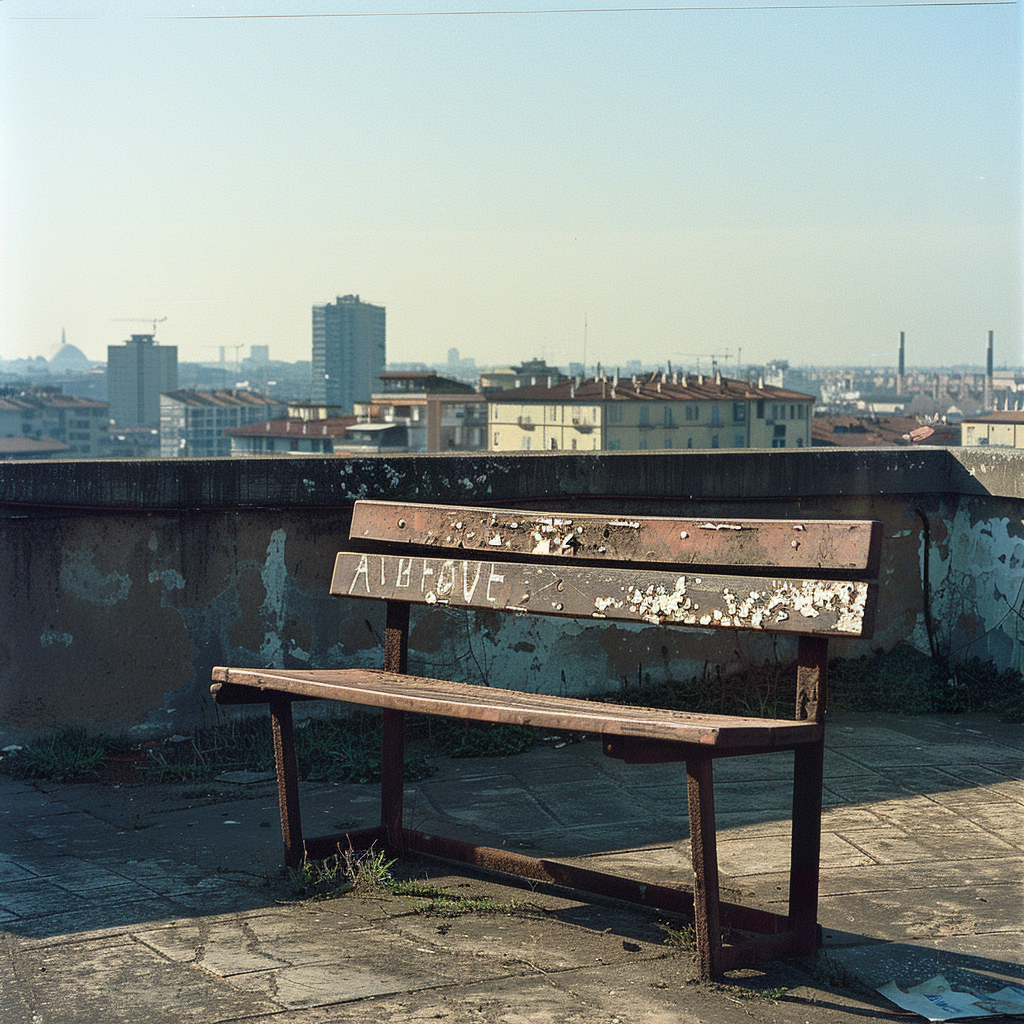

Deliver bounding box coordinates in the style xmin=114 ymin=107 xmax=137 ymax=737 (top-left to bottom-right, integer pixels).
xmin=774 ymin=424 xmax=786 ymax=438
xmin=734 ymin=434 xmax=745 ymax=447
xmin=711 ymin=434 xmax=719 ymax=448
xmin=790 ymin=404 xmax=796 ymax=420
xmin=733 ymin=403 xmax=746 ymax=423
xmin=639 ymin=406 xmax=650 ymax=426
xmin=607 ymin=439 xmax=620 ymax=450
xmin=685 ymin=404 xmax=699 ymax=421
xmin=756 ymin=400 xmax=765 ymax=419
xmin=608 ymin=403 xmax=623 ymax=423
xmin=571 ymin=438 xmax=577 ymax=450
xmin=710 ymin=405 xmax=721 ymax=426
xmin=521 ymin=436 xmax=531 ymax=450
xmin=493 ymin=431 xmax=499 ymax=446
xmin=664 ymin=436 xmax=672 ymax=448
xmin=687 ymin=437 xmax=693 ymax=449
xmin=796 ymin=437 xmax=804 ymax=447
xmin=663 ymin=406 xmax=674 ymax=426
xmin=772 ymin=439 xmax=786 ymax=448
xmin=638 ymin=437 xmax=648 ymax=449
xmin=798 ymin=404 xmax=806 ymax=420
xmin=550 ymin=437 xmax=557 ymax=449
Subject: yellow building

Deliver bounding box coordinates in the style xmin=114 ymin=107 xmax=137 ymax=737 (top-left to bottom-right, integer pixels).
xmin=961 ymin=411 xmax=1024 ymax=449
xmin=488 ymin=371 xmax=814 ymax=452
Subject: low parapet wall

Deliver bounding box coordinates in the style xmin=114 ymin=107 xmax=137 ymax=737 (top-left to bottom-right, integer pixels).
xmin=1 ymin=448 xmax=1021 ymax=738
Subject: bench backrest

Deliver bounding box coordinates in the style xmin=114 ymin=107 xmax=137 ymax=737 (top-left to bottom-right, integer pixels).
xmin=334 ymin=501 xmax=881 ymax=639
xmin=332 ymin=500 xmax=882 ymax=724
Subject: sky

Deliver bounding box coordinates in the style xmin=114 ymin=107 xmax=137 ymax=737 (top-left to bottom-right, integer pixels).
xmin=2 ymin=0 xmax=1021 ymax=372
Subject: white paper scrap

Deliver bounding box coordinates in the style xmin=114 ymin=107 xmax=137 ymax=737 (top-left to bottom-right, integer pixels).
xmin=976 ymin=985 xmax=1024 ymax=1016
xmin=877 ymin=974 xmax=1000 ymax=1021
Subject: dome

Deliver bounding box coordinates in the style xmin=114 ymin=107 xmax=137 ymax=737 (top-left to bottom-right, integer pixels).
xmin=49 ymin=344 xmax=92 ymax=370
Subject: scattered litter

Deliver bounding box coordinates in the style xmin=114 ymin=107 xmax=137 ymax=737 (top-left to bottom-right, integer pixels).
xmin=214 ymin=770 xmax=277 ymax=785
xmin=877 ymin=974 xmax=1024 ymax=1020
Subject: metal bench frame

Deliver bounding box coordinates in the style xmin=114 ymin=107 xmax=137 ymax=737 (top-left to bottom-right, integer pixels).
xmin=213 ymin=500 xmax=881 ymax=979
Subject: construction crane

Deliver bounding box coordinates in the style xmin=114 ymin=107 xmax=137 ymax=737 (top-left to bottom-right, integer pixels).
xmin=110 ymin=316 xmax=168 ymax=337
xmin=670 ymin=351 xmax=734 ymax=376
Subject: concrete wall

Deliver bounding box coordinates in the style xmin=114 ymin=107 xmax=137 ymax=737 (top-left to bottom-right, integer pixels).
xmin=1 ymin=448 xmax=1022 ymax=740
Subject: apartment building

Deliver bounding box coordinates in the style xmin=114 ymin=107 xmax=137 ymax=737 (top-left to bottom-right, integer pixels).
xmin=488 ymin=371 xmax=813 ymax=452
xmin=160 ymin=390 xmax=285 ymax=457
xmin=0 ymin=389 xmax=109 ymax=457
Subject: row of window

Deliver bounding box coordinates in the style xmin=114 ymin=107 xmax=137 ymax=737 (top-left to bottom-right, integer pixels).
xmin=497 ymin=400 xmax=810 ymax=427
xmin=756 ymin=402 xmax=806 ymax=421
xmin=501 ymin=433 xmax=806 ymax=451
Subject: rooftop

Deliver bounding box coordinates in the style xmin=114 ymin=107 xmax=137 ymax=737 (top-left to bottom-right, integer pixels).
xmin=161 ymin=390 xmax=284 ymax=409
xmin=490 ymin=372 xmax=814 ymax=403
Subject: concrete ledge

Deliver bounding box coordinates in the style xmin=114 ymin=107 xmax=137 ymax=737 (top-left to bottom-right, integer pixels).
xmin=1 ymin=447 xmax=1023 ymax=511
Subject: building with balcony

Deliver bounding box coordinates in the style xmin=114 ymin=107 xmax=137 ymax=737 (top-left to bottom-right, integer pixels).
xmin=159 ymin=390 xmax=285 ymax=458
xmin=0 ymin=388 xmax=109 ymax=457
xmin=356 ymin=372 xmax=487 ymax=452
xmin=225 ymin=416 xmax=357 ymax=456
xmin=311 ymin=295 xmax=386 ymax=413
xmin=488 ymin=371 xmax=813 ymax=452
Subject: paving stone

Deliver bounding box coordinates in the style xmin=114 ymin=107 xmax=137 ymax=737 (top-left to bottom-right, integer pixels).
xmin=0 ymin=711 xmax=1020 ymax=1023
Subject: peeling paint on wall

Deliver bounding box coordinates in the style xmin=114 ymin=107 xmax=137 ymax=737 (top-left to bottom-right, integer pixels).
xmin=40 ymin=630 xmax=73 ymax=647
xmin=917 ymin=508 xmax=1024 ymax=671
xmin=259 ymin=528 xmax=290 ymax=667
xmin=60 ymin=551 xmax=131 ymax=606
xmin=148 ymin=569 xmax=185 ymax=591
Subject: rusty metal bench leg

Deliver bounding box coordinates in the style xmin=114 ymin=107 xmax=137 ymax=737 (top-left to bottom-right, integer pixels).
xmin=270 ymin=694 xmax=303 ymax=870
xmin=381 ymin=709 xmax=406 ymax=850
xmin=790 ymin=634 xmax=828 ymax=956
xmin=381 ymin=599 xmax=410 ymax=852
xmin=789 ymin=739 xmax=824 ymax=955
xmin=686 ymin=755 xmax=723 ymax=979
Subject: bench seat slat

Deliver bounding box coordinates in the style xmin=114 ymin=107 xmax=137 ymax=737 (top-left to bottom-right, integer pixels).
xmin=352 ymin=501 xmax=882 ymax=574
xmin=211 ymin=667 xmax=823 ymax=750
xmin=331 ymin=552 xmax=874 ymax=638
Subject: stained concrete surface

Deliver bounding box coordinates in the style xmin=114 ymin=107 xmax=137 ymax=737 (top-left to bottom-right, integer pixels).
xmin=0 ymin=712 xmax=1021 ymax=1023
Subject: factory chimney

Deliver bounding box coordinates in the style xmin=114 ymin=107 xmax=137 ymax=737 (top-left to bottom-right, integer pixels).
xmin=985 ymin=331 xmax=994 ymax=411
xmin=897 ymin=331 xmax=905 ymax=396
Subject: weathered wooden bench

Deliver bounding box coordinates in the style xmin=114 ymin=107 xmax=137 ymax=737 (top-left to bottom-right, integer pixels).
xmin=212 ymin=499 xmax=881 ymax=979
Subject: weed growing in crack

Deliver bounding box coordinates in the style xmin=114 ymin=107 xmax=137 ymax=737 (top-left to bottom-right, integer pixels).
xmin=288 ymin=842 xmax=396 ymax=900
xmin=657 ymin=921 xmax=695 ymax=950
xmin=0 ymin=727 xmax=107 ymax=782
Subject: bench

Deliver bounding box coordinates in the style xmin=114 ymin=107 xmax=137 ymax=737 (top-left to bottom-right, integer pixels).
xmin=212 ymin=499 xmax=881 ymax=979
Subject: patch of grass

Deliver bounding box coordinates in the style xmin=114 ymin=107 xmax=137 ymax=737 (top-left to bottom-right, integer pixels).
xmin=288 ymin=843 xmax=396 ymax=900
xmin=391 ymin=880 xmax=532 ymax=917
xmin=0 ymin=727 xmax=107 ymax=782
xmin=140 ymin=711 xmax=435 ymax=785
xmin=429 ymin=719 xmax=535 ymax=758
xmin=830 ymin=644 xmax=951 ymax=715
xmin=595 ymin=674 xmax=788 ymax=720
xmin=145 ymin=740 xmax=211 ymax=782
xmin=759 ymin=986 xmax=789 ymax=1001
xmin=657 ymin=920 xmax=695 ymax=950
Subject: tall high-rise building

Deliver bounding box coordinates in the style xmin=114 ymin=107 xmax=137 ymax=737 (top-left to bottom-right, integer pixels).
xmin=311 ymin=295 xmax=386 ymax=412
xmin=107 ymin=334 xmax=177 ymax=428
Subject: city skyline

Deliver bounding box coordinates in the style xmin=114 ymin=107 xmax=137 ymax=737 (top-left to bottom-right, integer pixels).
xmin=3 ymin=0 xmax=1020 ymax=369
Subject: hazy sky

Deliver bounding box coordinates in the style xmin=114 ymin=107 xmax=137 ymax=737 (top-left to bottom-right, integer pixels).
xmin=2 ymin=0 xmax=1020 ymax=371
